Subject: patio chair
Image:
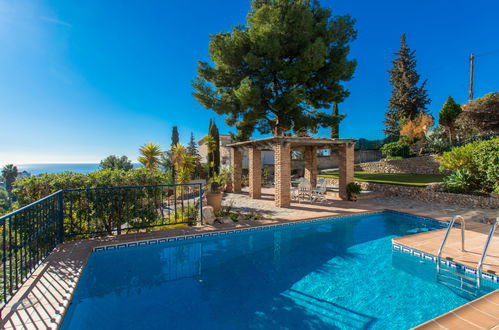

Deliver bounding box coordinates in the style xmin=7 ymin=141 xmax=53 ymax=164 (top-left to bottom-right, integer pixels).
xmin=291 ymin=177 xmax=304 ymax=201
xmin=312 ymin=178 xmax=327 ymax=203
xmin=297 ymin=178 xmax=312 ymax=203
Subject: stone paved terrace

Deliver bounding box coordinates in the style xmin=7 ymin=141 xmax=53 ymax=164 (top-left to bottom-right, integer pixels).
xmin=1 ymin=189 xmax=498 ymax=329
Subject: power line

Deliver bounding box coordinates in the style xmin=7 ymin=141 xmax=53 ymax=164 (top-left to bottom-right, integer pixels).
xmin=476 ymin=49 xmax=499 ymax=57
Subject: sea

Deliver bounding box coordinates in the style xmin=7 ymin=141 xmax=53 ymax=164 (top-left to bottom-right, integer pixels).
xmin=16 ymin=163 xmax=142 ymax=176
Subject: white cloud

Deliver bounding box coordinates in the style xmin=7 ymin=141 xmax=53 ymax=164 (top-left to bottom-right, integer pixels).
xmin=39 ymin=16 xmax=72 ymax=28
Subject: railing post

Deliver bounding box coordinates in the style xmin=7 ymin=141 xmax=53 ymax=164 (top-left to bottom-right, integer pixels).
xmin=198 ymin=183 xmax=203 ymax=225
xmin=57 ymin=190 xmax=64 ymax=243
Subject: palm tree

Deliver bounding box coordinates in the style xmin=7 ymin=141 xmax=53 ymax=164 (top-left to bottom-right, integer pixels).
xmin=137 ymin=143 xmax=162 ymax=170
xmin=171 ymin=144 xmax=195 ymax=184
xmin=170 ymin=143 xmax=187 ymax=173
xmin=2 ymin=164 xmax=19 ymax=193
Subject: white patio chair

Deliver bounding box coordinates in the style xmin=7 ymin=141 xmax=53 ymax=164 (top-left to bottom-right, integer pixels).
xmin=297 ymin=178 xmax=312 ymax=203
xmin=312 ymin=178 xmax=327 ymax=203
xmin=291 ymin=177 xmax=304 ymax=201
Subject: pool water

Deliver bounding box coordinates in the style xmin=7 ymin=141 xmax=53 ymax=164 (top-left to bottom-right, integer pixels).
xmin=61 ymin=212 xmax=494 ymax=329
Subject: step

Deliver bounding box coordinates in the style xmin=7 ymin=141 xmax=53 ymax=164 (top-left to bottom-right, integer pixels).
xmin=437 ymin=273 xmax=477 ymax=289
xmin=438 ymin=268 xmax=477 ymax=282
xmin=437 ymin=279 xmax=478 ymax=296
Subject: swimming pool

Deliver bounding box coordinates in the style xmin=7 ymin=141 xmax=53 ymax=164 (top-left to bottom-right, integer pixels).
xmin=61 ymin=211 xmax=495 ymax=329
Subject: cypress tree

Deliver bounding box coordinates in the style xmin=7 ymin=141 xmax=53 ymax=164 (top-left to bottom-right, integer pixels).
xmin=331 ymin=102 xmax=339 ymax=138
xmin=384 ymin=33 xmax=431 ymax=136
xmin=169 ymin=126 xmax=180 ymax=180
xmin=209 ymin=120 xmax=221 ymax=175
xmin=207 ymin=119 xmax=213 ymax=176
xmin=171 ymin=126 xmax=179 ymax=147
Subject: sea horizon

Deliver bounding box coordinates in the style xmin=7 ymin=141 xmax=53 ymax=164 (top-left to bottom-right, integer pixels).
xmin=15 ymin=163 xmax=142 ymax=176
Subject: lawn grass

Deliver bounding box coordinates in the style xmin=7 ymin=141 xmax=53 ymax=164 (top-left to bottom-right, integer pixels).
xmin=318 ymin=171 xmax=445 ymax=186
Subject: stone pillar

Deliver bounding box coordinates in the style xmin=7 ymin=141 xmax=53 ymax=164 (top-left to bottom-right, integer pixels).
xmin=248 ymin=147 xmax=262 ymax=199
xmin=273 ymin=142 xmax=291 ymax=207
xmin=304 ymin=146 xmax=318 ymax=187
xmin=338 ymin=142 xmax=355 ymax=200
xmin=231 ymin=148 xmax=242 ymax=193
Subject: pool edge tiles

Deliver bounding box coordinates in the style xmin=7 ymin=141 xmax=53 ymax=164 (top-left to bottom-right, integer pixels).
xmin=92 ymin=210 xmax=447 ymax=252
xmin=392 ymin=243 xmax=499 ymax=283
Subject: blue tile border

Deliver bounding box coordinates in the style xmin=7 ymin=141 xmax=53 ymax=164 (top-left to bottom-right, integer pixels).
xmin=93 ymin=209 xmax=446 ymax=252
xmin=392 ymin=243 xmax=499 ymax=283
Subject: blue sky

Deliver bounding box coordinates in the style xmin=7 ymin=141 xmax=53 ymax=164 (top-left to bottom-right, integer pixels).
xmin=0 ymin=0 xmax=498 ymax=164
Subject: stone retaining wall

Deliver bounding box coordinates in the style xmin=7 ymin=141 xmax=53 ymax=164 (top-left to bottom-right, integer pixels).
xmin=324 ymin=178 xmax=499 ymax=209
xmin=354 ymin=155 xmax=448 ymax=175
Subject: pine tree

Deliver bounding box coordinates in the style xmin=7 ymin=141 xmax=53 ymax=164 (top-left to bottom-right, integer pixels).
xmin=384 ymin=33 xmax=431 ymax=136
xmin=187 ymin=132 xmax=203 ymax=178
xmin=187 ymin=132 xmax=197 ymax=156
xmin=193 ymin=0 xmax=356 ymax=139
xmin=331 ymin=102 xmax=340 ymax=138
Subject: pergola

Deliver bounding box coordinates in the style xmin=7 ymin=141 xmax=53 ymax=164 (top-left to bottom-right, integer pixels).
xmin=227 ymin=136 xmax=356 ymax=208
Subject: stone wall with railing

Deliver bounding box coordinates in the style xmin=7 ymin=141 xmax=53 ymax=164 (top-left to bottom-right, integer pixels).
xmin=354 ymin=155 xmax=449 ymax=175
xmin=323 ymin=177 xmax=499 ymax=208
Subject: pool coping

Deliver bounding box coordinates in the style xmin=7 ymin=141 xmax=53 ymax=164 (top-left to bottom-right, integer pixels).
xmin=91 ymin=209 xmax=445 ymax=252
xmin=0 ymin=208 xmax=497 ymax=329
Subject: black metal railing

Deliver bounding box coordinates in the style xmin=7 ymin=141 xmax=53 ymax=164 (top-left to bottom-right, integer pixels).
xmin=1 ymin=183 xmax=203 ymax=307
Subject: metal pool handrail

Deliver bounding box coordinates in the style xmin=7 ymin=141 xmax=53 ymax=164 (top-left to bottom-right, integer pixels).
xmin=477 ymin=218 xmax=497 ymax=289
xmin=437 ymin=215 xmax=466 ymax=272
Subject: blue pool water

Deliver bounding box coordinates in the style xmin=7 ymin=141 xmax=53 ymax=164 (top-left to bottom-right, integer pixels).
xmin=61 ymin=212 xmax=495 ymax=329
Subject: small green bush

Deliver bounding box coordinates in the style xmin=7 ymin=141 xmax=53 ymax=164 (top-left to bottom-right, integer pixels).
xmin=444 ymin=169 xmax=475 ymax=194
xmin=380 ymin=141 xmax=410 ymax=158
xmin=438 ymin=143 xmax=475 ymax=172
xmin=346 ymin=182 xmax=362 ymax=194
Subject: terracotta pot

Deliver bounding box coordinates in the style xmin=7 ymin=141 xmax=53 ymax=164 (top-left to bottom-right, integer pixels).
xmin=206 ymin=192 xmax=223 ymax=213
xmin=348 ymin=193 xmax=358 ymax=201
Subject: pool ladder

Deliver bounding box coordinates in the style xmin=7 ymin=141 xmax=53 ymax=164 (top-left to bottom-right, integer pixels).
xmin=436 ymin=215 xmax=497 ymax=296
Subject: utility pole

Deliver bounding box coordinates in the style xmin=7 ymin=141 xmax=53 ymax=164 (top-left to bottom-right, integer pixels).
xmin=468 ymin=53 xmax=474 ymax=103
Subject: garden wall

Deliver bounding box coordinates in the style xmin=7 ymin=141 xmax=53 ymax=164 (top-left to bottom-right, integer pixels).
xmin=324 ymin=178 xmax=499 ymax=209
xmin=354 ymin=155 xmax=448 ymax=175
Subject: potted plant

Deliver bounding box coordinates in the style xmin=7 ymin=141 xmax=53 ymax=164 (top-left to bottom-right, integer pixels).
xmin=206 ymin=174 xmax=223 ymax=212
xmin=346 ymin=182 xmax=361 ymax=201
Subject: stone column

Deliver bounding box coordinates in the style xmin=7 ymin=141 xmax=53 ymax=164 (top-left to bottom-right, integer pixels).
xmin=230 ymin=148 xmax=242 ymax=193
xmin=273 ymin=142 xmax=291 ymax=207
xmin=338 ymin=142 xmax=355 ymax=200
xmin=248 ymin=147 xmax=262 ymax=199
xmin=304 ymin=146 xmax=318 ymax=187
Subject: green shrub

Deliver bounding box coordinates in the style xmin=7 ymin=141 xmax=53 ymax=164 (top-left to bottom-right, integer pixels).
xmin=444 ymin=169 xmax=475 ymax=194
xmin=439 ymin=137 xmax=499 ymax=193
xmin=472 ymin=137 xmax=499 ymax=191
xmin=438 ymin=143 xmax=475 ymax=172
xmin=346 ymin=182 xmax=362 ymax=194
xmin=380 ymin=141 xmax=410 ymax=158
